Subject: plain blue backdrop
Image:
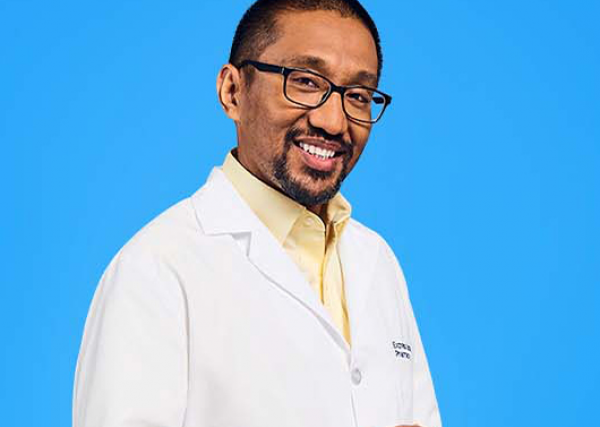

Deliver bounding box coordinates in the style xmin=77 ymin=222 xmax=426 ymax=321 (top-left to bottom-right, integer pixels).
xmin=1 ymin=1 xmax=599 ymax=426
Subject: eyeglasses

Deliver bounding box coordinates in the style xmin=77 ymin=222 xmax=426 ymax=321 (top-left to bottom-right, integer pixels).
xmin=238 ymin=60 xmax=392 ymax=124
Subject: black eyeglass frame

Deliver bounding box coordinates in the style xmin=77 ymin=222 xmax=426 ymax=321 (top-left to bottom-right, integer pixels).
xmin=238 ymin=59 xmax=392 ymax=124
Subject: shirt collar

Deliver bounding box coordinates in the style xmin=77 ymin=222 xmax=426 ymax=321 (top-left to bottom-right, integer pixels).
xmin=221 ymin=151 xmax=351 ymax=244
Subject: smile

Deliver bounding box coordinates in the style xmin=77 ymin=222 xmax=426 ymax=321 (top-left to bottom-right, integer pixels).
xmin=291 ymin=139 xmax=347 ymax=173
xmin=298 ymin=142 xmax=336 ymax=160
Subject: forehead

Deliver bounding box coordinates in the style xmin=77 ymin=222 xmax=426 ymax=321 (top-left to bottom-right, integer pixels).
xmin=258 ymin=10 xmax=379 ymax=86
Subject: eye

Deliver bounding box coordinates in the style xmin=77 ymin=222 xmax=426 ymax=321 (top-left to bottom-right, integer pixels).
xmin=287 ymin=70 xmax=328 ymax=92
xmin=290 ymin=75 xmax=320 ymax=88
xmin=346 ymin=89 xmax=373 ymax=104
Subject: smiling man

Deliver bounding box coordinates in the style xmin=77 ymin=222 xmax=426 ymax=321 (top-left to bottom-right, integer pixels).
xmin=73 ymin=1 xmax=442 ymax=427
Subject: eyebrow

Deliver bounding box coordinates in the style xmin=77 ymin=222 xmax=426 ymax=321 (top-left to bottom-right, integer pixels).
xmin=283 ymin=55 xmax=378 ymax=87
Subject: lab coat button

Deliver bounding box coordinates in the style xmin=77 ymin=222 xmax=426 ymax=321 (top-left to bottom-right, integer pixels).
xmin=351 ymin=368 xmax=362 ymax=385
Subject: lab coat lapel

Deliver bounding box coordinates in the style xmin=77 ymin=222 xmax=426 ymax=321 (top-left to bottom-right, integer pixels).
xmin=338 ymin=222 xmax=379 ymax=335
xmin=246 ymin=224 xmax=350 ymax=353
xmin=192 ymin=168 xmax=349 ymax=353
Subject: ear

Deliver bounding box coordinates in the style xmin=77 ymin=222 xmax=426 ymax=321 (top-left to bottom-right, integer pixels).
xmin=216 ymin=64 xmax=243 ymax=122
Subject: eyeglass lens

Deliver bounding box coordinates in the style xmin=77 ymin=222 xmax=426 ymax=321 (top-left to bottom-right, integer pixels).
xmin=285 ymin=70 xmax=385 ymax=122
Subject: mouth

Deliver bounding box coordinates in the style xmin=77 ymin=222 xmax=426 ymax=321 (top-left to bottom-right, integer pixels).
xmin=292 ymin=138 xmax=348 ymax=172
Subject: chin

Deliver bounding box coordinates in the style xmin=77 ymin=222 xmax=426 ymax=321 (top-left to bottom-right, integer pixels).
xmin=272 ymin=142 xmax=350 ymax=207
xmin=278 ymin=171 xmax=344 ymax=207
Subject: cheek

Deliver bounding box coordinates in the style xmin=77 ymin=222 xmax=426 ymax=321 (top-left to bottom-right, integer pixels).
xmin=240 ymin=103 xmax=278 ymax=152
xmin=349 ymin=127 xmax=371 ymax=161
xmin=246 ymin=97 xmax=298 ymax=140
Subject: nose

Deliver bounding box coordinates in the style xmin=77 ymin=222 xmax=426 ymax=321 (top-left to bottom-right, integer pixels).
xmin=307 ymin=92 xmax=349 ymax=136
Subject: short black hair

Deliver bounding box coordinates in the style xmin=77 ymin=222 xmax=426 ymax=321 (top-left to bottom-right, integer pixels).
xmin=229 ymin=0 xmax=383 ymax=82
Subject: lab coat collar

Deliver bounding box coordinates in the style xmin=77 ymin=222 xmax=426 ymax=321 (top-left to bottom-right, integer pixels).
xmin=192 ymin=168 xmax=351 ymax=356
xmin=191 ymin=168 xmax=261 ymax=236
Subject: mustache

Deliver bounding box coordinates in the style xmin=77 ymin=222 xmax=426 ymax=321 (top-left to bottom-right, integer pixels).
xmin=284 ymin=125 xmax=350 ymax=149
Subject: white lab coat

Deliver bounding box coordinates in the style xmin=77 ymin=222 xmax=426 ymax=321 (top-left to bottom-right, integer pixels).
xmin=73 ymin=168 xmax=442 ymax=427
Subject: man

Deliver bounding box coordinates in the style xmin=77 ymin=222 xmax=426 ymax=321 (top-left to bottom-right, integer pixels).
xmin=73 ymin=1 xmax=442 ymax=426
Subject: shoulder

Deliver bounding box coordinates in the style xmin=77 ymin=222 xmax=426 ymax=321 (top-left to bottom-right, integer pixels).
xmin=345 ymin=217 xmax=399 ymax=263
xmin=97 ymin=195 xmax=204 ymax=296
xmin=115 ymin=197 xmax=199 ymax=265
xmin=344 ymin=217 xmax=409 ymax=293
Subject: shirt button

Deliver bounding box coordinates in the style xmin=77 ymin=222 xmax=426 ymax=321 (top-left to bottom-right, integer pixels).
xmin=351 ymin=368 xmax=362 ymax=385
xmin=303 ymin=216 xmax=315 ymax=227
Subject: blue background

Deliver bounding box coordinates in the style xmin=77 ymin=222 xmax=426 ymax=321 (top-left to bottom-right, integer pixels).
xmin=2 ymin=0 xmax=599 ymax=426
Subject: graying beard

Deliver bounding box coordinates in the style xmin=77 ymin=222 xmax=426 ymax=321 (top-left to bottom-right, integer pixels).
xmin=272 ymin=141 xmax=349 ymax=207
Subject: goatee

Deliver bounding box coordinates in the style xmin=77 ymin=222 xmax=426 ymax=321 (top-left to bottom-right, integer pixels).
xmin=273 ymin=126 xmax=353 ymax=207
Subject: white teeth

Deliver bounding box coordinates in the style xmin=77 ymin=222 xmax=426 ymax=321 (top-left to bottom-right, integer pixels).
xmin=299 ymin=143 xmax=336 ymax=159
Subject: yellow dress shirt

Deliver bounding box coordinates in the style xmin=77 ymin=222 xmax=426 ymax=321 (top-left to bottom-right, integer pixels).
xmin=222 ymin=152 xmax=352 ymax=344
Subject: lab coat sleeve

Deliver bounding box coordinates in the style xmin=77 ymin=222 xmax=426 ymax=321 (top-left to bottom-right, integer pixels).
xmin=73 ymin=248 xmax=188 ymax=427
xmin=383 ymin=241 xmax=443 ymax=427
